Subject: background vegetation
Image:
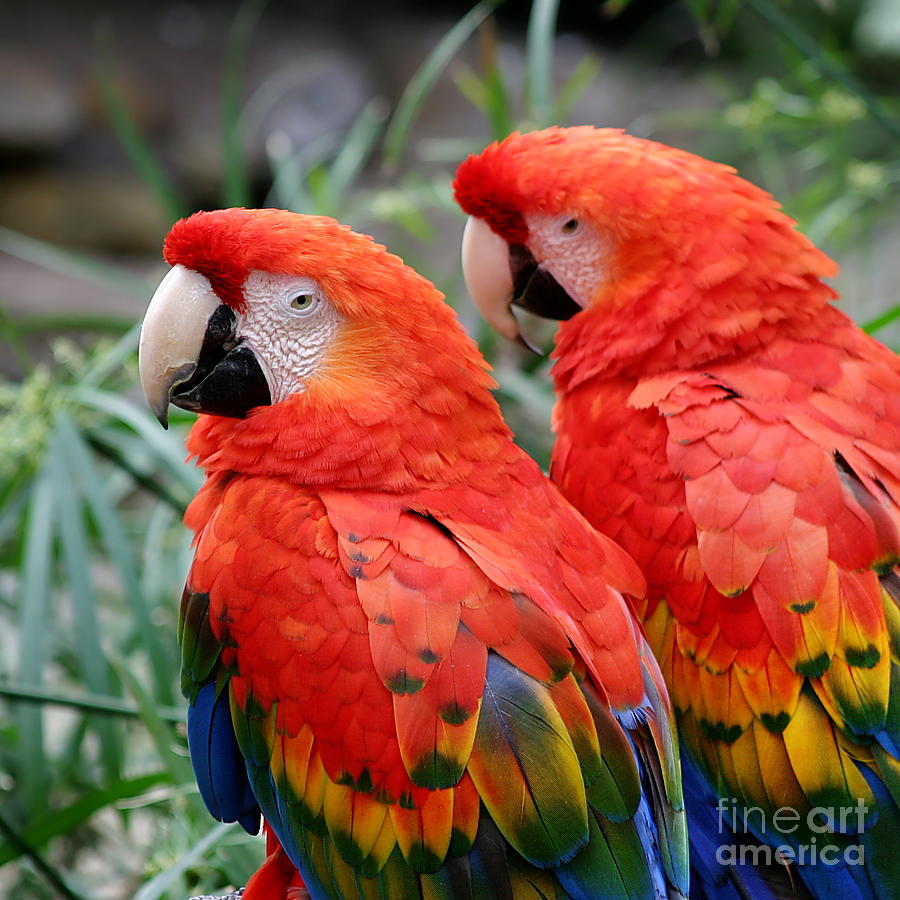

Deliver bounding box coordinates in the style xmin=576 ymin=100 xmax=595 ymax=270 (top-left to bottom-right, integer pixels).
xmin=1 ymin=1 xmax=898 ymax=897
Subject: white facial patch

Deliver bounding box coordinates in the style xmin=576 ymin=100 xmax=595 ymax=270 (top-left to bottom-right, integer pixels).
xmin=524 ymin=211 xmax=608 ymax=307
xmin=237 ymin=270 xmax=344 ymax=402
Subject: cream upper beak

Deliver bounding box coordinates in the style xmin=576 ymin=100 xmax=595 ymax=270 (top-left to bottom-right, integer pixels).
xmin=460 ymin=216 xmax=519 ymax=341
xmin=138 ymin=264 xmax=221 ymax=427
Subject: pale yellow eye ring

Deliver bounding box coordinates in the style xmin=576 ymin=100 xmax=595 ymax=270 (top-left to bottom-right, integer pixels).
xmin=290 ymin=294 xmax=317 ymax=311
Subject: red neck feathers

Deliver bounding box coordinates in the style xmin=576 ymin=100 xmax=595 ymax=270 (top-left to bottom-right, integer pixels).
xmin=187 ymin=390 xmax=514 ymax=496
xmin=184 ymin=325 xmax=516 ymax=494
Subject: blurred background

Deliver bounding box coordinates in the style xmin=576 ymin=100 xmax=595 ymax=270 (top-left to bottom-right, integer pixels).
xmin=1 ymin=1 xmax=898 ymax=897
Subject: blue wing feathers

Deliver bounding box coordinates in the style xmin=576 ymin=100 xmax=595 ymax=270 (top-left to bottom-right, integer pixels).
xmin=678 ymin=752 xmax=900 ymax=900
xmin=186 ymin=681 xmax=261 ymax=834
xmin=681 ymin=753 xmax=811 ymax=900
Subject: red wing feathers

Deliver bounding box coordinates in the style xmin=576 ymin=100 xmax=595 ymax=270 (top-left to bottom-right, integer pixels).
xmin=187 ymin=474 xmax=686 ymax=896
xmin=619 ymin=334 xmax=900 ymax=826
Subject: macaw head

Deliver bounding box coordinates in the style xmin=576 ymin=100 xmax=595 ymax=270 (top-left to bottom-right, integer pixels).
xmin=453 ymin=126 xmax=836 ymax=348
xmin=139 ymin=208 xmax=496 ymax=433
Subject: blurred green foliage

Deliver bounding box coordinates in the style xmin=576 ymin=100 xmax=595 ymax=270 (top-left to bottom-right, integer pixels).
xmin=0 ymin=0 xmax=897 ymax=897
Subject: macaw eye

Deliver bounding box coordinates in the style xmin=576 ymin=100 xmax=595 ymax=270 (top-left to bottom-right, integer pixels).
xmin=290 ymin=293 xmax=318 ymax=314
xmin=561 ymin=218 xmax=580 ymax=235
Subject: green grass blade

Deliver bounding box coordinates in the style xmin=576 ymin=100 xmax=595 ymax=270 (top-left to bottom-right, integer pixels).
xmin=68 ymin=386 xmax=202 ymax=493
xmin=481 ymin=61 xmax=515 ymax=140
xmin=112 ymin=656 xmax=194 ymax=788
xmin=0 ymin=311 xmax=134 ymax=335
xmin=552 ymin=54 xmax=602 ymax=123
xmin=455 ymin=64 xmax=514 ymax=142
xmin=0 ymin=226 xmax=150 ymax=299
xmin=713 ymin=0 xmax=743 ymax=35
xmin=85 ymin=430 xmax=187 ymax=514
xmin=265 ymin=132 xmax=337 ymax=212
xmin=16 ymin=464 xmax=55 ymax=816
xmin=478 ymin=16 xmax=515 ymax=140
xmin=326 ymin=99 xmax=390 ymax=211
xmin=140 ymin=501 xmax=190 ymax=630
xmin=0 ymin=474 xmax=30 ymax=549
xmin=81 ymin=320 xmax=143 ymax=389
xmin=134 ymin=821 xmax=239 ymax=900
xmin=59 ymin=716 xmax=91 ymax=786
xmin=94 ymin=25 xmax=187 ymax=223
xmin=56 ymin=411 xmax=176 ymax=703
xmin=453 ymin=15 xmax=515 ymax=141
xmin=384 ymin=0 xmax=501 ymax=168
xmin=804 ymin=192 xmax=867 ymax=246
xmin=221 ymin=0 xmax=270 ymax=207
xmin=453 ymin=13 xmax=515 ymax=140
xmin=0 ymin=811 xmax=85 ymax=899
xmin=0 ymin=304 xmax=33 ymax=371
xmin=525 ymin=0 xmax=561 ymax=127
xmin=863 ymin=302 xmax=900 ymax=335
xmin=49 ymin=420 xmax=122 ymax=780
xmin=0 ymin=773 xmax=169 ymax=867
xmin=745 ymin=0 xmax=900 ymax=142
xmin=0 ymin=681 xmax=183 ymax=722
xmin=266 ymin=139 xmax=309 ymax=211
xmin=683 ymin=0 xmax=711 ymax=20
xmin=454 ymin=65 xmax=488 ymax=112
xmin=683 ymin=0 xmax=721 ymax=53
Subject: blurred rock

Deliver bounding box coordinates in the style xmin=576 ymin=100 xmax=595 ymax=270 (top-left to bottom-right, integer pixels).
xmin=1 ymin=1 xmax=897 ymax=348
xmin=0 ymin=52 xmax=82 ymax=153
xmin=0 ymin=171 xmax=170 ymax=252
xmin=0 ymin=254 xmax=155 ymax=319
xmin=236 ymin=41 xmax=374 ymax=157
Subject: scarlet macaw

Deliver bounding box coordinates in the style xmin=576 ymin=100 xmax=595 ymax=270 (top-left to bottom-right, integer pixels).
xmin=138 ymin=207 xmax=689 ymax=899
xmin=454 ymin=126 xmax=900 ymax=900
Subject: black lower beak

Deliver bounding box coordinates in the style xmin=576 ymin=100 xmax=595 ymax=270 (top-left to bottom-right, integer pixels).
xmin=170 ymin=305 xmax=271 ymax=420
xmin=509 ymin=244 xmax=582 ymax=322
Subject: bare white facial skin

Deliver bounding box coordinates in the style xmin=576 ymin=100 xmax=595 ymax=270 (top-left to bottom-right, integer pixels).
xmin=238 ymin=270 xmax=345 ymax=402
xmin=521 ymin=211 xmax=608 ymax=307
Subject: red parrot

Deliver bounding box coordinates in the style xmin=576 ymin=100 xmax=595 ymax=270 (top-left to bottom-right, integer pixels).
xmin=453 ymin=126 xmax=900 ymax=900
xmin=137 ymin=208 xmax=689 ymax=900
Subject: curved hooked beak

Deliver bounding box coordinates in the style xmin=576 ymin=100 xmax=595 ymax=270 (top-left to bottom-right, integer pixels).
xmin=460 ymin=216 xmax=583 ymax=352
xmin=138 ymin=264 xmax=271 ymax=428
